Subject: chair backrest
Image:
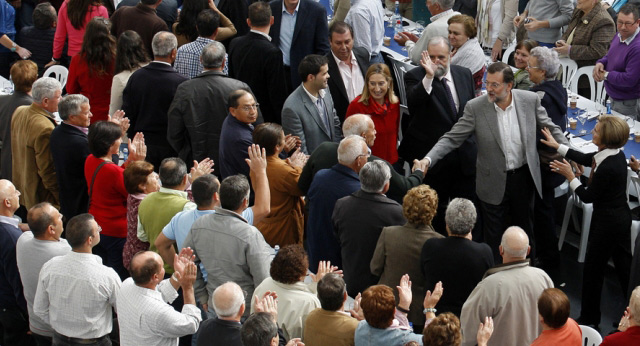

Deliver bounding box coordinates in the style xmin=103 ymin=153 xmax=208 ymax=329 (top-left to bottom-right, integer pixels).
xmin=502 ymin=43 xmax=516 ymax=65
xmin=569 ymin=65 xmax=607 ymax=105
xmin=43 ymin=65 xmax=69 ymax=89
xmin=388 ymin=56 xmax=416 ymax=107
xmin=580 ymin=324 xmax=603 ymax=346
xmin=559 ymin=58 xmax=578 ymax=89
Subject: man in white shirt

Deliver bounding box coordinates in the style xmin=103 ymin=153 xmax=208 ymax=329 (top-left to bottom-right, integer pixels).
xmin=117 ymin=250 xmax=201 ymax=346
xmin=33 ymin=213 xmax=121 ymax=345
xmin=17 ymin=202 xmax=71 ymax=345
xmin=344 ymin=0 xmax=385 ymax=63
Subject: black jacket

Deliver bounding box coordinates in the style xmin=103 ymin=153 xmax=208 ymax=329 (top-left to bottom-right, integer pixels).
xmin=325 ymin=46 xmax=371 ymax=123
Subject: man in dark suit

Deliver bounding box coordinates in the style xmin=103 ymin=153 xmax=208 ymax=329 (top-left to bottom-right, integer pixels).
xmin=50 ymin=95 xmax=92 ymax=221
xmin=168 ymin=41 xmax=262 ymax=168
xmin=332 ymin=160 xmax=405 ymax=297
xmin=399 ymin=36 xmax=477 ymax=235
xmin=196 ymin=282 xmax=245 ymax=345
xmin=421 ymin=198 xmax=493 ymax=317
xmin=123 ymin=31 xmax=186 ymax=170
xmin=218 ymin=0 xmax=250 ymax=44
xmin=229 ymin=1 xmax=287 ymax=124
xmin=269 ymin=0 xmax=330 ymax=90
xmin=281 ymin=54 xmax=342 ymax=154
xmin=325 ymin=21 xmax=369 ymax=122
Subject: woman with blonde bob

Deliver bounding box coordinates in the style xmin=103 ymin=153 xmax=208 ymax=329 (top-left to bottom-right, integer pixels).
xmin=345 ymin=63 xmax=400 ymax=165
xmin=541 ymin=115 xmax=631 ymax=327
xmin=371 ymin=185 xmax=443 ymax=331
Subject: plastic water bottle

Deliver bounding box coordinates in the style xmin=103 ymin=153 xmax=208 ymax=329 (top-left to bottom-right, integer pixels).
xmin=606 ymin=99 xmax=612 ymax=114
xmin=274 ymin=245 xmax=280 ymax=255
xmin=122 ymin=147 xmax=129 ymax=162
xmin=394 ymin=1 xmax=403 ymax=35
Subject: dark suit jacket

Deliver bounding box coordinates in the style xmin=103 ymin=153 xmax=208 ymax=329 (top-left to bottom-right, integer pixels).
xmin=50 ymin=123 xmax=90 ymax=219
xmin=229 ymin=31 xmax=288 ymax=124
xmin=297 ymin=141 xmax=424 ymax=203
xmin=196 ymin=317 xmax=242 ymax=346
xmin=0 ymin=92 xmax=32 ymax=180
xmin=110 ymin=4 xmax=169 ymax=58
xmin=269 ymin=0 xmax=330 ymax=87
xmin=218 ymin=0 xmax=250 ymax=43
xmin=333 ymin=190 xmax=405 ymax=297
xmin=117 ymin=0 xmax=178 ymax=30
xmin=421 ymin=236 xmax=494 ymax=317
xmin=325 ymin=46 xmax=370 ymax=122
xmin=219 ymin=114 xmax=253 ymax=179
xmin=399 ymin=65 xmax=477 ymax=178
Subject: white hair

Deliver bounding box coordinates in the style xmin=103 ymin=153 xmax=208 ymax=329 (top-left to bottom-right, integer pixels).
xmin=529 ymin=46 xmax=560 ymax=79
xmin=360 ymin=160 xmax=391 ymax=193
xmin=337 ymin=135 xmax=366 ymax=164
xmin=343 ymin=114 xmax=373 ymax=136
xmin=212 ymin=282 xmax=245 ymax=317
xmin=32 ymin=77 xmax=61 ymax=103
xmin=500 ymin=226 xmax=529 ymax=259
xmin=152 ymin=31 xmax=177 ymax=57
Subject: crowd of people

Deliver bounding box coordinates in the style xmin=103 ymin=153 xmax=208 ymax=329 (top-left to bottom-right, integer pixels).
xmin=2 ymin=0 xmax=640 ymax=345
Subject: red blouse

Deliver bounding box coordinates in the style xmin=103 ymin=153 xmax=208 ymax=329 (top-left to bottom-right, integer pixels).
xmin=84 ymin=155 xmax=128 ymax=238
xmin=345 ymin=95 xmax=400 ymax=164
xmin=67 ymin=54 xmax=114 ymax=123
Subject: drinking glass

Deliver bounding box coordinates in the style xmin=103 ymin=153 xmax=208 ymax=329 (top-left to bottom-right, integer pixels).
xmin=578 ymin=113 xmax=588 ymax=135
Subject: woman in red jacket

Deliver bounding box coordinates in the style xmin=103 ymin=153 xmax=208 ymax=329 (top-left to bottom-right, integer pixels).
xmin=345 ymin=63 xmax=400 ymax=165
xmin=67 ymin=17 xmax=115 ymax=123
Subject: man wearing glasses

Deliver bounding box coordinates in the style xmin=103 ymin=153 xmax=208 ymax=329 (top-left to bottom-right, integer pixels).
xmin=416 ymin=61 xmax=568 ymax=263
xmin=594 ymin=3 xmax=640 ymax=120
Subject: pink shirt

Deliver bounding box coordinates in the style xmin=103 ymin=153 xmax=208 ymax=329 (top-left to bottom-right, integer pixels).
xmin=53 ymin=1 xmax=108 ymax=59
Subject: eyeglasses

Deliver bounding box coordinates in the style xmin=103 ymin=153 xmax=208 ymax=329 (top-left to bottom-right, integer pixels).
xmin=239 ymin=103 xmax=260 ymax=112
xmin=486 ymin=82 xmax=505 ymax=89
xmin=617 ymin=21 xmax=638 ymax=27
xmin=526 ymin=64 xmax=542 ymax=70
xmin=357 ymin=147 xmax=372 ymax=159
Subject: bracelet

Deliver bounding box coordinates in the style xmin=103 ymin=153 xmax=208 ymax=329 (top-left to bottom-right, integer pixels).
xmin=396 ymin=305 xmax=410 ymax=314
xmin=423 ymin=308 xmax=437 ymax=314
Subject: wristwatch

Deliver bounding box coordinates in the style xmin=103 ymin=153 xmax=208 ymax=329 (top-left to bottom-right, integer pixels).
xmin=604 ymin=71 xmax=609 ymax=81
xmin=10 ymin=42 xmax=17 ymax=53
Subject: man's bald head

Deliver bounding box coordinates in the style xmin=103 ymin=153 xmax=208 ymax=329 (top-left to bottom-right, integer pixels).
xmin=212 ymin=281 xmax=245 ymax=318
xmin=130 ymin=251 xmax=163 ymax=285
xmin=0 ymin=179 xmax=15 ymax=200
xmin=0 ymin=179 xmax=20 ymax=214
xmin=500 ymin=226 xmax=530 ymax=260
xmin=343 ymin=114 xmax=373 ymax=136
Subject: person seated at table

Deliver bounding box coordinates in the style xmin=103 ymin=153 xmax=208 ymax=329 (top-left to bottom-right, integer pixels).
xmin=541 ymin=115 xmax=631 ymax=330
xmin=602 ymin=286 xmax=640 ymax=345
xmin=447 ymin=14 xmax=486 ymax=95
xmin=16 ymin=2 xmax=57 ymax=76
xmin=530 ymin=288 xmax=582 ymax=345
xmin=528 ymin=46 xmax=567 ymax=271
xmin=512 ymin=39 xmax=538 ymax=90
xmin=345 ymin=63 xmax=400 ymax=165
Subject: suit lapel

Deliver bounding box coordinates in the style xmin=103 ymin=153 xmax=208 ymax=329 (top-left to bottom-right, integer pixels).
xmin=482 ymin=99 xmax=506 ymax=155
xmin=451 ymin=68 xmax=467 ymax=120
xmin=327 ymin=56 xmax=348 ymax=101
xmin=513 ymin=93 xmax=530 ymax=154
xmin=301 ymin=88 xmax=330 ymax=137
xmin=292 ymin=0 xmax=309 ymax=46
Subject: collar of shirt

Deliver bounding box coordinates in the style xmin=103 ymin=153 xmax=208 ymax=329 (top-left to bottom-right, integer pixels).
xmin=438 ymin=67 xmax=453 ymax=83
xmin=282 ymin=0 xmax=300 ymax=15
xmin=331 ymin=50 xmax=358 ymax=69
xmin=152 ymin=60 xmax=172 ymax=66
xmin=302 ymin=84 xmax=326 ymax=103
xmin=431 ymin=9 xmax=454 ymax=23
xmin=229 ymin=114 xmax=255 ymax=130
xmin=593 ymin=148 xmax=620 ymax=169
xmin=493 ymin=91 xmax=515 ymax=113
xmin=619 ymin=27 xmax=640 ymax=45
xmin=64 ymin=122 xmax=89 ymax=135
xmin=159 ymin=186 xmax=188 ymax=198
xmin=195 ymin=36 xmax=215 ymax=45
xmin=250 ymin=29 xmax=272 ymax=41
xmin=69 ymin=250 xmax=105 ymax=264
xmin=0 ymin=215 xmax=19 ymax=227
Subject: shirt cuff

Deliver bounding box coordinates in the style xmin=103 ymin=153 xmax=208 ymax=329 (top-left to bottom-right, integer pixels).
xmin=569 ymin=177 xmax=582 ymax=191
xmin=158 ymin=278 xmax=179 ymax=303
xmin=406 ymin=41 xmax=415 ymax=50
xmin=557 ymin=144 xmax=569 ymax=157
xmin=182 ymin=303 xmax=203 ymax=322
xmin=422 ymin=76 xmax=434 ymax=94
xmin=424 ymin=157 xmax=432 ymax=166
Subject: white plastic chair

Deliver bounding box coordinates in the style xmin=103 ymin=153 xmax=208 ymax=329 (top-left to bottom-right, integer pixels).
xmin=43 ymin=65 xmax=69 ymax=89
xmin=579 ymin=324 xmax=602 ymax=346
xmin=502 ymin=43 xmax=516 ymax=65
xmin=569 ymin=65 xmax=607 ymax=105
xmin=628 ymin=174 xmax=640 ymax=255
xmin=559 ymin=58 xmax=578 ymax=89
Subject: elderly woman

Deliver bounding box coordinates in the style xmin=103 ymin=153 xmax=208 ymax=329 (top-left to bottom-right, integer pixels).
xmin=253 ymin=123 xmax=307 ymax=247
xmin=345 ymin=64 xmax=400 ymax=165
xmin=541 ymin=115 xmax=631 ymax=328
xmin=85 ymin=121 xmax=146 ymax=279
xmin=371 ymin=185 xmax=443 ymax=332
xmin=447 ymin=15 xmax=486 ymax=94
xmin=530 ymin=288 xmax=582 ymax=345
xmin=251 ymin=245 xmax=338 ymax=340
xmin=554 ymin=0 xmax=615 ymax=67
xmin=528 ymin=47 xmax=567 ymax=270
xmin=605 ymin=286 xmax=640 ymax=344
xmin=513 ymin=39 xmax=538 ymax=90
xmin=423 ymin=313 xmax=493 ymax=346
xmin=121 ymin=161 xmax=159 ymax=270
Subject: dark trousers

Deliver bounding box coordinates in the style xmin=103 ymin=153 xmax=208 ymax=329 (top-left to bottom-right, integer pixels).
xmin=145 ymin=142 xmax=178 ymax=173
xmin=52 ymin=332 xmax=110 ymax=346
xmin=93 ymin=234 xmax=129 ymax=280
xmin=283 ymin=65 xmax=293 ymax=95
xmin=0 ymin=306 xmax=34 ymax=346
xmin=33 ymin=333 xmax=53 ymax=346
xmin=580 ymin=206 xmax=632 ymax=326
xmin=480 ymin=166 xmax=535 ymax=263
xmin=533 ymin=169 xmax=563 ymax=265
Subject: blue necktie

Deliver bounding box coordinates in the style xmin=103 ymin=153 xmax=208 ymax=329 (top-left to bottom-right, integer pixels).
xmin=442 ymin=77 xmax=457 ymax=117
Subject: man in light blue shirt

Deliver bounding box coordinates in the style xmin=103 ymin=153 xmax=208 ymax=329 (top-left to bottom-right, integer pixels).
xmin=345 ymin=0 xmax=385 ymax=63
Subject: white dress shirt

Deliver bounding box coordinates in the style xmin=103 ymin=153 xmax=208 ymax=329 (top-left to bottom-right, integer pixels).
xmin=344 ymin=0 xmax=385 ymax=57
xmin=33 ymin=251 xmax=121 ymax=338
xmin=117 ymin=278 xmax=201 ymax=346
xmin=421 ymin=68 xmax=460 ymax=111
xmin=494 ymin=95 xmax=525 ymax=170
xmin=331 ymin=50 xmax=365 ymax=102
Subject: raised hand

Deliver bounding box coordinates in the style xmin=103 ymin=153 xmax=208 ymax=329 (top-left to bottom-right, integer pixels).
xmin=310 ymin=261 xmax=342 ymax=282
xmin=109 ymin=110 xmax=130 ymax=135
xmin=287 ymin=149 xmax=308 ymax=168
xmin=424 ymin=281 xmax=443 ymax=309
xmin=254 ymin=293 xmax=278 ymax=320
xmin=190 ymin=158 xmax=214 ymax=182
xmin=245 ymin=144 xmax=267 ymax=174
xmin=128 ymin=132 xmax=146 ymax=162
xmin=420 ymin=51 xmax=436 ymax=79
xmin=283 ymin=134 xmax=301 ymax=153
xmin=349 ymin=293 xmax=364 ymax=321
xmin=396 ymin=274 xmax=412 ymax=311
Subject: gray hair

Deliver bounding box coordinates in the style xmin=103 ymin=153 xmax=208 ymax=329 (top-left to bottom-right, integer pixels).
xmin=212 ymin=282 xmax=245 ymax=317
xmin=529 ymin=46 xmax=560 ymax=79
xmin=31 ymin=77 xmax=61 ymax=103
xmin=359 ymin=160 xmax=391 ymax=193
xmin=500 ymin=226 xmax=529 ymax=259
xmin=58 ymin=94 xmax=89 ymax=120
xmin=159 ymin=157 xmax=187 ymax=187
xmin=152 ymin=31 xmax=177 ymax=58
xmin=337 ymin=135 xmax=367 ymax=164
xmin=343 ymin=114 xmax=373 ymax=137
xmin=427 ymin=36 xmax=451 ymax=51
xmin=445 ymin=198 xmax=476 ymax=235
xmin=432 ymin=0 xmax=455 ymax=11
xmin=631 ymin=286 xmax=640 ymax=323
xmin=201 ymin=41 xmax=226 ymax=69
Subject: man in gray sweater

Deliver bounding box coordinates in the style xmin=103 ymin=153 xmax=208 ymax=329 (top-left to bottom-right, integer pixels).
xmin=514 ymin=0 xmax=574 ymax=46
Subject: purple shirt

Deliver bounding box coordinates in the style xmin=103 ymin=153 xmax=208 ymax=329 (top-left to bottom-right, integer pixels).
xmin=598 ymin=31 xmax=640 ymax=100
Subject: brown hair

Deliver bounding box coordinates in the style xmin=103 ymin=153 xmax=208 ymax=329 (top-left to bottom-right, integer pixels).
xmin=270 ymin=244 xmax=308 ymax=284
xmin=403 ymin=185 xmax=438 ymax=227
xmin=80 ymin=17 xmax=116 ymax=77
xmin=10 ymin=60 xmax=38 ymax=93
xmin=360 ymin=63 xmax=399 ymax=106
xmin=537 ymin=288 xmax=570 ymax=329
xmin=123 ymin=161 xmax=155 ymax=194
xmin=361 ymin=285 xmax=396 ymax=329
xmin=515 ymin=39 xmax=539 ymax=53
xmin=253 ymin=123 xmax=284 ymax=156
xmin=422 ymin=312 xmax=462 ymax=346
xmin=447 ymin=14 xmax=477 ymax=38
xmin=597 ymin=115 xmax=629 ymax=149
xmin=67 ymin=0 xmax=102 ymax=30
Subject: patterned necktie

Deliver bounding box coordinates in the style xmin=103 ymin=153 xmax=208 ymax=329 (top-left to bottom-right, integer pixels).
xmin=316 ymin=97 xmax=330 ymax=133
xmin=441 ymin=77 xmax=458 ymax=117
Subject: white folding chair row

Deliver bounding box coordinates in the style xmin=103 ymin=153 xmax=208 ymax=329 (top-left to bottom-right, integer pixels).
xmin=569 ymin=65 xmax=607 ymax=105
xmin=43 ymin=65 xmax=69 ymax=89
